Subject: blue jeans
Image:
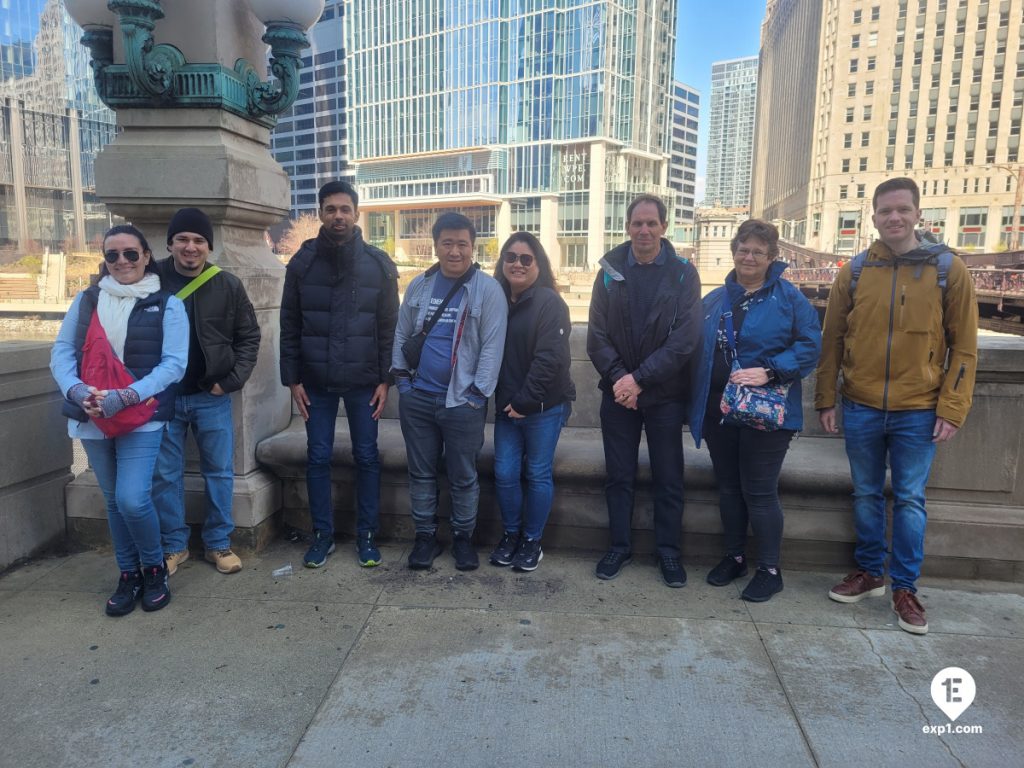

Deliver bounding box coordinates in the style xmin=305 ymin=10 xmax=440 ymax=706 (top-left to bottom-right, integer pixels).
xmin=600 ymin=393 xmax=686 ymax=559
xmin=398 ymin=386 xmax=487 ymax=535
xmin=842 ymin=398 xmax=937 ymax=592
xmin=493 ymin=402 xmax=570 ymax=540
xmin=153 ymin=391 xmax=235 ymax=553
xmin=304 ymin=385 xmax=381 ymax=536
xmin=83 ymin=429 xmax=165 ymax=572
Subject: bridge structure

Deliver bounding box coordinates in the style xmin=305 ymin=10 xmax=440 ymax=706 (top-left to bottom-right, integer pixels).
xmin=781 ymin=239 xmax=1024 ymax=335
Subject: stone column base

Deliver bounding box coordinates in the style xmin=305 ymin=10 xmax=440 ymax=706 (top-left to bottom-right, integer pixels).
xmin=65 ymin=467 xmax=282 ymax=557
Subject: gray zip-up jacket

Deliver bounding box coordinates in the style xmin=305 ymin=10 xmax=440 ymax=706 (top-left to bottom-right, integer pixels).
xmin=392 ymin=263 xmax=508 ymax=408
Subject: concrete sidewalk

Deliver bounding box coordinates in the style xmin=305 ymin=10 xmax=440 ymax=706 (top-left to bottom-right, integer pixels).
xmin=1 ymin=539 xmax=1021 ymax=768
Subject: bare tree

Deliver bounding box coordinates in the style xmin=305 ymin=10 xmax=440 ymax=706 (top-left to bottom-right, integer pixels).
xmin=276 ymin=213 xmax=322 ymax=260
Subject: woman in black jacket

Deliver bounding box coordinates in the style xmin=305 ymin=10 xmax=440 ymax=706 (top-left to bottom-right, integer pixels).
xmin=489 ymin=233 xmax=575 ymax=572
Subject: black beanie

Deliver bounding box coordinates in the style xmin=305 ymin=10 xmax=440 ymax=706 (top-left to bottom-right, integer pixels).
xmin=167 ymin=207 xmax=214 ymax=248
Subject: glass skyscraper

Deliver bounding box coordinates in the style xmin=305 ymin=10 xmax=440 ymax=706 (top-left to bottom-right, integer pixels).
xmin=1 ymin=0 xmax=117 ymax=252
xmin=270 ymin=0 xmax=353 ymax=218
xmin=705 ymin=55 xmax=758 ymax=209
xmin=344 ymin=0 xmax=677 ymax=268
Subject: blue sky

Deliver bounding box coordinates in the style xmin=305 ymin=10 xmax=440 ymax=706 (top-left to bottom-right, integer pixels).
xmin=675 ymin=0 xmax=766 ymax=197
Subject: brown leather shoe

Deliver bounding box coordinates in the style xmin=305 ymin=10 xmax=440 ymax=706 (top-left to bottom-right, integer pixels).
xmin=828 ymin=569 xmax=886 ymax=603
xmin=205 ymin=549 xmax=242 ymax=574
xmin=165 ymin=550 xmax=190 ymax=576
xmin=892 ymin=589 xmax=929 ymax=635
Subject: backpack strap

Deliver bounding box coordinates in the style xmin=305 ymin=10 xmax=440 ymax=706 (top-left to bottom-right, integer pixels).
xmin=848 ymin=248 xmax=871 ymax=296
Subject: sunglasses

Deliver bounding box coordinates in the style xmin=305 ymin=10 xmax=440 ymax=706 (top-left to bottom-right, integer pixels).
xmin=103 ymin=249 xmax=142 ymax=264
xmin=502 ymin=251 xmax=534 ymax=267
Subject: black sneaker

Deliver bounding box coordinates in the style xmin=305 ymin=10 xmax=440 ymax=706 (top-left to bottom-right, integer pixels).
xmin=511 ymin=538 xmax=543 ymax=572
xmin=741 ymin=567 xmax=784 ymax=602
xmin=141 ymin=562 xmax=171 ymax=612
xmin=595 ymin=551 xmax=632 ymax=580
xmin=105 ymin=569 xmax=142 ymax=617
xmin=452 ymin=533 xmax=479 ymax=571
xmin=659 ymin=556 xmax=687 ymax=588
xmin=489 ymin=532 xmax=521 ymax=566
xmin=408 ymin=532 xmax=443 ymax=570
xmin=706 ymin=555 xmax=748 ymax=586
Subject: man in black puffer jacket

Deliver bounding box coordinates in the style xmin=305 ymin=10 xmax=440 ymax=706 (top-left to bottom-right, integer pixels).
xmin=280 ymin=181 xmax=399 ymax=570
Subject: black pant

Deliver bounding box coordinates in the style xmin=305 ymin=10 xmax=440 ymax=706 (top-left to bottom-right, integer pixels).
xmin=703 ymin=396 xmax=794 ymax=568
xmin=600 ymin=392 xmax=685 ymax=559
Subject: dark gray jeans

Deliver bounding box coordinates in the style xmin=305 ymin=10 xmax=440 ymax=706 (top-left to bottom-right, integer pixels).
xmin=398 ymin=387 xmax=487 ymax=535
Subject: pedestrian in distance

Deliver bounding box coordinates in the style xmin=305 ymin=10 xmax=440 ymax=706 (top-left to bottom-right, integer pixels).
xmin=489 ymin=232 xmax=575 ymax=572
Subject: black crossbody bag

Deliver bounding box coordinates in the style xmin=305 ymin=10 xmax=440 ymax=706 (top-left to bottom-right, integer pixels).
xmin=401 ymin=264 xmax=479 ymax=369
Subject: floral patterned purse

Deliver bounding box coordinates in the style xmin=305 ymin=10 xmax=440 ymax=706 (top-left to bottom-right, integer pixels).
xmin=718 ymin=311 xmax=790 ymax=432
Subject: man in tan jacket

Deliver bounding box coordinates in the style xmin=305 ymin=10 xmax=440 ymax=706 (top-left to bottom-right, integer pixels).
xmin=815 ymin=177 xmax=978 ymax=635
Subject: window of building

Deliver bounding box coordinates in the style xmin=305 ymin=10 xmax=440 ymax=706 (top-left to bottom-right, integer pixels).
xmin=852 ymin=34 xmax=861 ymax=49
xmin=867 ymin=56 xmax=876 ymax=71
xmin=871 ymin=6 xmax=880 ymax=21
xmin=842 ymin=158 xmax=851 ymax=172
xmin=853 ymin=8 xmax=862 ymax=23
xmin=957 ymin=207 xmax=988 ymax=248
xmin=848 ymin=82 xmax=857 ymax=97
xmin=865 ymin=80 xmax=875 ymax=95
xmin=850 ymin=59 xmax=859 ymax=73
xmin=846 ymin=107 xmax=855 ymax=123
xmin=861 ymin=131 xmax=870 ymax=147
xmin=863 ymin=105 xmax=872 ymax=120
xmin=844 ymin=133 xmax=853 ymax=148
xmin=840 ymin=185 xmax=849 ymax=199
xmin=857 ymin=184 xmax=866 ymax=198
xmin=859 ymin=157 xmax=869 ymax=171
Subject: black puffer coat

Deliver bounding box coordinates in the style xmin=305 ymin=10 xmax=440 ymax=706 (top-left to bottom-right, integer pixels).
xmin=280 ymin=226 xmax=399 ymax=392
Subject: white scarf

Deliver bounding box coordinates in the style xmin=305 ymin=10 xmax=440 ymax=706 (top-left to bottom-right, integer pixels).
xmin=97 ymin=274 xmax=162 ymax=361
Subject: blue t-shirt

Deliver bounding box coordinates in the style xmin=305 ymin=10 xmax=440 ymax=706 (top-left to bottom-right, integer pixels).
xmin=413 ymin=273 xmax=465 ymax=394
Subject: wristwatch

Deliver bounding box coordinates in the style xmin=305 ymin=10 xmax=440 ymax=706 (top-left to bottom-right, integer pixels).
xmin=763 ymin=367 xmax=778 ymax=384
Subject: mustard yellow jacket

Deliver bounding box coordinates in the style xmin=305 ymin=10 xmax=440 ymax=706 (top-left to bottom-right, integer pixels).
xmin=814 ymin=239 xmax=978 ymax=427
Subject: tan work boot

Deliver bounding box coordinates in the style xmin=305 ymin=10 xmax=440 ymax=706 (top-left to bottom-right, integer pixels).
xmin=205 ymin=549 xmax=242 ymax=574
xmin=165 ymin=550 xmax=190 ymax=576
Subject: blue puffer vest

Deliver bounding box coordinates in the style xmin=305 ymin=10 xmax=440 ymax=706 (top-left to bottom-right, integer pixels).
xmin=61 ymin=285 xmax=175 ymax=423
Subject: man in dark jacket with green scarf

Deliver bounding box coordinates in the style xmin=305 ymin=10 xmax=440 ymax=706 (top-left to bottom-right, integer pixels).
xmin=153 ymin=207 xmax=261 ymax=577
xmin=280 ymin=181 xmax=399 ymax=570
xmin=587 ymin=195 xmax=702 ymax=587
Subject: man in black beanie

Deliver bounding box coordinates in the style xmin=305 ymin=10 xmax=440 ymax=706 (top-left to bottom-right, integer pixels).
xmin=152 ymin=207 xmax=261 ymax=576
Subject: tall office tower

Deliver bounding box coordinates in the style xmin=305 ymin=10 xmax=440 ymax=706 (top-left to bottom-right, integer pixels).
xmin=705 ymin=56 xmax=758 ymax=209
xmin=1 ymin=0 xmax=117 ymax=252
xmin=344 ymin=0 xmax=677 ymax=269
xmin=669 ymin=81 xmax=700 ymax=237
xmin=270 ymin=1 xmax=352 ymax=218
xmin=752 ymin=0 xmax=1024 ymax=255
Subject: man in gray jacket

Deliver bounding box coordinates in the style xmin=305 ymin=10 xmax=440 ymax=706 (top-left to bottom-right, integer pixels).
xmin=392 ymin=212 xmax=507 ymax=571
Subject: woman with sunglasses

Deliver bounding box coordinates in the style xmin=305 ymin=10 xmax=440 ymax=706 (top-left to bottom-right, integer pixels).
xmin=489 ymin=232 xmax=575 ymax=571
xmin=51 ymin=224 xmax=187 ymax=616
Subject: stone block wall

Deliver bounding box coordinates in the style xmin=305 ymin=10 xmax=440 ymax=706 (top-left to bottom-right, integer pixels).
xmin=0 ymin=342 xmax=72 ymax=571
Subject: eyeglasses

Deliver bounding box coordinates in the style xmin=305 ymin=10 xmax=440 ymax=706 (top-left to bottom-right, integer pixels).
xmin=735 ymin=247 xmax=770 ymax=259
xmin=104 ymin=249 xmax=142 ymax=263
xmin=502 ymin=251 xmax=534 ymax=267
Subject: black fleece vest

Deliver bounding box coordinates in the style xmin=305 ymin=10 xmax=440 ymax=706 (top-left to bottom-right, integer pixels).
xmin=62 ymin=285 xmax=175 ymax=423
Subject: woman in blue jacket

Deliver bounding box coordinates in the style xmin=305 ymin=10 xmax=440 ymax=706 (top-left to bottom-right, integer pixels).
xmin=689 ymin=220 xmax=821 ymax=602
